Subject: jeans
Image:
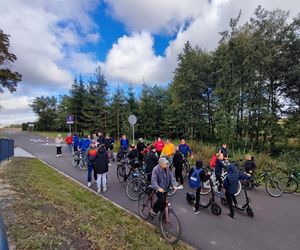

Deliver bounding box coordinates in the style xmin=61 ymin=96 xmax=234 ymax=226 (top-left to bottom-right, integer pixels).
xmin=66 ymin=144 xmax=72 ymax=154
xmin=87 ymin=162 xmax=97 ymax=182
xmin=153 ymin=191 xmax=167 ymax=213
xmin=96 ymin=173 xmax=107 ymax=189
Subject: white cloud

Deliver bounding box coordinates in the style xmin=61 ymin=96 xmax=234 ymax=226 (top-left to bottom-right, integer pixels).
xmin=68 ymin=52 xmax=101 ymax=74
xmin=103 ymin=0 xmax=300 ymax=84
xmin=103 ymin=32 xmax=170 ymax=84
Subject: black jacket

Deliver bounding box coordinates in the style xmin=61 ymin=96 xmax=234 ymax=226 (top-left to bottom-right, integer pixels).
xmin=243 ymin=160 xmax=257 ymax=173
xmin=90 ymin=148 xmax=109 ymax=174
xmin=128 ymin=149 xmax=138 ymax=160
xmin=173 ymin=150 xmax=184 ymax=167
xmin=215 ymin=159 xmax=226 ymax=177
xmin=145 ymin=151 xmax=159 ymax=173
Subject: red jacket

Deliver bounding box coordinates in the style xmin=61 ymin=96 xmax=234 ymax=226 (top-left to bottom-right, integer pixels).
xmin=154 ymin=140 xmax=164 ymax=152
xmin=65 ymin=136 xmax=73 ymax=145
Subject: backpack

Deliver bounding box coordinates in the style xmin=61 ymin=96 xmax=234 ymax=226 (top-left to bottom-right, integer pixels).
xmin=210 ymin=154 xmax=217 ymax=169
xmin=189 ymin=167 xmax=203 ymax=189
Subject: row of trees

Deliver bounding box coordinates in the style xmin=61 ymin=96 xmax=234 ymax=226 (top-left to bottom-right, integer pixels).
xmin=30 ymin=6 xmax=300 ymax=153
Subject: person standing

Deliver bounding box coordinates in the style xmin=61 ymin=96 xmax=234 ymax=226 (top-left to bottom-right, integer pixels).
xmin=173 ymin=147 xmax=185 ymax=189
xmin=218 ymin=143 xmax=228 ymax=160
xmin=92 ymin=144 xmax=109 ymax=193
xmin=154 ymin=137 xmax=165 ymax=157
xmin=144 ymin=145 xmax=159 ymax=183
xmin=55 ymin=134 xmax=63 ymax=157
xmin=178 ymin=138 xmax=193 ymax=159
xmin=97 ymin=132 xmax=106 ymax=146
xmin=120 ymin=134 xmax=129 ymax=151
xmin=137 ymin=138 xmax=147 ymax=163
xmin=65 ymin=133 xmax=73 ymax=156
xmin=87 ymin=142 xmax=98 ymax=187
xmin=72 ymin=134 xmax=79 ymax=153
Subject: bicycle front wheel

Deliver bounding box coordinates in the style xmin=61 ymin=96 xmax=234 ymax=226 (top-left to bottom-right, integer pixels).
xmin=159 ymin=209 xmax=181 ymax=244
xmin=279 ymin=177 xmax=298 ymax=194
xmin=126 ymin=178 xmax=146 ymax=201
xmin=138 ymin=193 xmax=152 ymax=219
xmin=117 ymin=164 xmax=127 ymax=183
xmin=265 ymin=179 xmax=283 ymax=197
xmin=72 ymin=159 xmax=78 ymax=168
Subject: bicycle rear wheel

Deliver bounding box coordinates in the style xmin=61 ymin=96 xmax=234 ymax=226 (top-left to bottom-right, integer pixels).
xmin=117 ymin=163 xmax=127 ymax=183
xmin=200 ymin=180 xmax=211 ymax=195
xmin=265 ymin=179 xmax=283 ymax=197
xmin=159 ymin=209 xmax=181 ymax=244
xmin=126 ymin=178 xmax=146 ymax=201
xmin=79 ymin=160 xmax=88 ymax=171
xmin=279 ymin=177 xmax=298 ymax=194
xmin=138 ymin=193 xmax=152 ymax=219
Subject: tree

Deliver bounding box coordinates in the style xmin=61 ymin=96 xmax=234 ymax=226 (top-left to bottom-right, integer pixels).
xmin=0 ymin=29 xmax=22 ymax=93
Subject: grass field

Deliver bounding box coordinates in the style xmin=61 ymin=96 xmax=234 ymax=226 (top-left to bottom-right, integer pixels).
xmin=0 ymin=158 xmax=190 ymax=249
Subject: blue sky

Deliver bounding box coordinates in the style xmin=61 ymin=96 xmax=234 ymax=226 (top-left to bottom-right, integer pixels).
xmin=0 ymin=0 xmax=299 ymax=126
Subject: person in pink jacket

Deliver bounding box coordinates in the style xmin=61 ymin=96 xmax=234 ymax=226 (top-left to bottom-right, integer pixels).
xmin=153 ymin=137 xmax=165 ymax=157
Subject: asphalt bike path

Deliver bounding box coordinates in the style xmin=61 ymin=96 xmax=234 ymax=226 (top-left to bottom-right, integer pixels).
xmin=4 ymin=131 xmax=300 ymax=250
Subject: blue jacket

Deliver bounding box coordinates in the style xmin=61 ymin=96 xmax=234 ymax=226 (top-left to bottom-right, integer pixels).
xmin=120 ymin=138 xmax=129 ymax=150
xmin=79 ymin=138 xmax=91 ymax=151
xmin=73 ymin=135 xmax=79 ymax=147
xmin=178 ymin=144 xmax=192 ymax=158
xmin=151 ymin=165 xmax=174 ymax=191
xmin=223 ymin=164 xmax=250 ymax=194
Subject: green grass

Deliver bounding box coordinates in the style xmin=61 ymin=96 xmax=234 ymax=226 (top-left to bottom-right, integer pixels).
xmin=0 ymin=158 xmax=191 ymax=250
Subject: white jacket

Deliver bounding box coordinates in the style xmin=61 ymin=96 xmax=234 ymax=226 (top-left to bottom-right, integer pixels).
xmin=55 ymin=137 xmax=63 ymax=147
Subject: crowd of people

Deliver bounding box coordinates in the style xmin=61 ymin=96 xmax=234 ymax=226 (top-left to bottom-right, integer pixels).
xmin=55 ymin=133 xmax=257 ymax=218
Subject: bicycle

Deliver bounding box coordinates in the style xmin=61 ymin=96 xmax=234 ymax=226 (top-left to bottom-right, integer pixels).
xmin=125 ymin=171 xmax=148 ymax=201
xmin=72 ymin=150 xmax=88 ymax=171
xmin=169 ymin=157 xmax=190 ymax=180
xmin=279 ymin=168 xmax=299 ymax=194
xmin=244 ymin=169 xmax=283 ymax=197
xmin=138 ymin=186 xmax=181 ymax=244
xmin=116 ymin=159 xmax=141 ymax=183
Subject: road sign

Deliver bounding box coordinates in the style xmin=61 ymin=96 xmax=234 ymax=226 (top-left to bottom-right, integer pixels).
xmin=128 ymin=114 xmax=137 ymax=125
xmin=66 ymin=115 xmax=74 ymax=124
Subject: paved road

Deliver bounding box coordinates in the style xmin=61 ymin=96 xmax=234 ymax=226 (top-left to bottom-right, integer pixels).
xmin=3 ymin=131 xmax=300 ymax=250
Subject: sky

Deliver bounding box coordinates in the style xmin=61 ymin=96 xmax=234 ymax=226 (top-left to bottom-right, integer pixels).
xmin=0 ymin=0 xmax=299 ymax=126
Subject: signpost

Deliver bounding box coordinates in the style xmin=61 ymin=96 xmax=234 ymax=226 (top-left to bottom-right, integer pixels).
xmin=66 ymin=115 xmax=74 ymax=134
xmin=128 ymin=114 xmax=137 ymax=145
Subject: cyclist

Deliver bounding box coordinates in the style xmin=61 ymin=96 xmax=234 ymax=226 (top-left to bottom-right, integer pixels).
xmin=145 ymin=145 xmax=159 ymax=183
xmin=154 ymin=137 xmax=165 ymax=157
xmin=242 ymin=154 xmax=257 ymax=174
xmin=87 ymin=142 xmax=98 ymax=187
xmin=150 ymin=157 xmax=177 ymax=216
xmin=97 ymin=132 xmax=106 ymax=146
xmin=105 ymin=134 xmax=115 ymax=162
xmin=178 ymin=138 xmax=193 ymax=159
xmin=120 ymin=134 xmax=129 ymax=151
xmin=78 ymin=135 xmax=91 ymax=163
xmin=137 ymin=138 xmax=147 ymax=163
xmin=161 ymin=139 xmax=175 ymax=163
xmin=128 ymin=145 xmax=139 ymax=168
xmin=173 ymin=147 xmax=185 ymax=189
xmin=215 ymin=152 xmax=227 ymax=192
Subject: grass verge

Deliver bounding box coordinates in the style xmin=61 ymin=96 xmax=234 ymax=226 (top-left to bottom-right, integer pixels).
xmin=0 ymin=158 xmax=190 ymax=249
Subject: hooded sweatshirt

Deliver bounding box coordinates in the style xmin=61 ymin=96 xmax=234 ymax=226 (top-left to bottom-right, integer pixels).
xmin=223 ymin=164 xmax=250 ymax=194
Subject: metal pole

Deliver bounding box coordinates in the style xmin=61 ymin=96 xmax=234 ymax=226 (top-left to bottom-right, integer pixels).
xmin=132 ymin=125 xmax=135 ymax=145
xmin=69 ymin=123 xmax=71 ymax=134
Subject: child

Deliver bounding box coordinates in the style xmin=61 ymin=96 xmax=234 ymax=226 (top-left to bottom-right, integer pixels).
xmin=55 ymin=134 xmax=63 ymax=157
xmin=188 ymin=160 xmax=211 ymax=214
xmin=65 ymin=133 xmax=73 ymax=156
xmin=87 ymin=142 xmax=98 ymax=187
xmin=173 ymin=147 xmax=184 ymax=189
xmin=223 ymin=164 xmax=250 ymax=219
xmin=243 ymin=154 xmax=257 ymax=174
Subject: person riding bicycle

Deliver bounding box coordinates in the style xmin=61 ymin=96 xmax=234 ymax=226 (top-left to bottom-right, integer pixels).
xmin=178 ymin=138 xmax=193 ymax=159
xmin=145 ymin=145 xmax=159 ymax=183
xmin=72 ymin=133 xmax=79 ymax=153
xmin=223 ymin=164 xmax=250 ymax=219
xmin=97 ymin=132 xmax=106 ymax=146
xmin=128 ymin=145 xmax=139 ymax=168
xmin=78 ymin=135 xmax=91 ymax=163
xmin=215 ymin=152 xmax=227 ymax=192
xmin=137 ymin=138 xmax=147 ymax=163
xmin=188 ymin=160 xmax=211 ymax=214
xmin=150 ymin=157 xmax=177 ymax=215
xmin=242 ymin=154 xmax=257 ymax=175
xmin=161 ymin=139 xmax=175 ymax=163
xmin=173 ymin=147 xmax=185 ymax=189
xmin=105 ymin=134 xmax=115 ymax=162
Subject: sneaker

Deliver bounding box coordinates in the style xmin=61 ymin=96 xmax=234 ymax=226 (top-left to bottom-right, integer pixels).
xmin=56 ymin=155 xmax=59 ymax=157
xmin=97 ymin=188 xmax=101 ymax=193
xmin=149 ymin=209 xmax=157 ymax=216
xmin=103 ymin=187 xmax=107 ymax=192
xmin=87 ymin=182 xmax=91 ymax=187
xmin=194 ymin=208 xmax=201 ymax=215
xmin=227 ymin=213 xmax=235 ymax=219
xmin=177 ymin=184 xmax=184 ymax=190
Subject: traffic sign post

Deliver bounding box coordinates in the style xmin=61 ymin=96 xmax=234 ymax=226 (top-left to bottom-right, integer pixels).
xmin=128 ymin=115 xmax=137 ymax=145
xmin=66 ymin=115 xmax=74 ymax=134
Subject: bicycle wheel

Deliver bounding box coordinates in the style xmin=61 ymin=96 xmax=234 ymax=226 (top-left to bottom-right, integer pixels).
xmin=265 ymin=179 xmax=283 ymax=197
xmin=79 ymin=160 xmax=88 ymax=171
xmin=200 ymin=180 xmax=211 ymax=195
xmin=279 ymin=177 xmax=298 ymax=194
xmin=126 ymin=178 xmax=146 ymax=201
xmin=211 ymin=203 xmax=222 ymax=216
xmin=72 ymin=158 xmax=78 ymax=168
xmin=234 ymin=181 xmax=242 ymax=196
xmin=138 ymin=193 xmax=152 ymax=219
xmin=117 ymin=164 xmax=127 ymax=183
xmin=159 ymin=209 xmax=181 ymax=244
